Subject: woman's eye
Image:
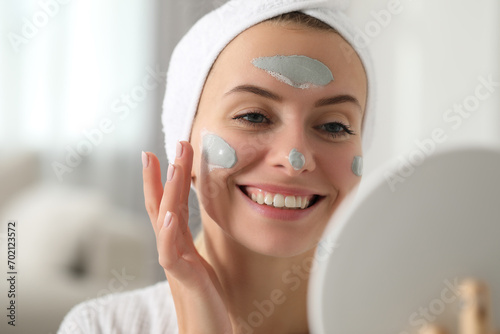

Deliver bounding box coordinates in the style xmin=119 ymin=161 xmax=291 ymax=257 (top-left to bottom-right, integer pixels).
xmin=233 ymin=112 xmax=270 ymax=126
xmin=323 ymin=123 xmax=344 ymax=133
xmin=243 ymin=113 xmax=266 ymax=123
xmin=319 ymin=122 xmax=355 ymax=139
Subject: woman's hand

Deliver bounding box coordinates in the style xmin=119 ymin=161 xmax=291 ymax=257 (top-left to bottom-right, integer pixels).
xmin=142 ymin=141 xmax=232 ymax=334
xmin=419 ymin=279 xmax=497 ymax=334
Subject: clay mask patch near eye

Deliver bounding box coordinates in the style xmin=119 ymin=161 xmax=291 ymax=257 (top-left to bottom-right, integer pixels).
xmin=352 ymin=156 xmax=363 ymax=177
xmin=251 ymin=55 xmax=334 ymax=89
xmin=202 ymin=133 xmax=237 ymax=170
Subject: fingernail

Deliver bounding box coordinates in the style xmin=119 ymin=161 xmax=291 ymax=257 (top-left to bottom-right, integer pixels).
xmin=176 ymin=141 xmax=183 ymax=159
xmin=164 ymin=211 xmax=172 ymax=228
xmin=141 ymin=151 xmax=149 ymax=168
xmin=167 ymin=163 xmax=175 ymax=182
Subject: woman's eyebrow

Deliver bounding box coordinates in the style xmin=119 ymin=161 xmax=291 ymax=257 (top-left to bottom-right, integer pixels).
xmin=224 ymin=85 xmax=282 ymax=101
xmin=315 ymin=95 xmax=362 ymax=111
xmin=224 ymin=85 xmax=361 ymax=112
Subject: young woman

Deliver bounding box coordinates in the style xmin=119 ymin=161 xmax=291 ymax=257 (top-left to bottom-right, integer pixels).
xmin=142 ymin=1 xmax=370 ymax=333
xmin=59 ymin=1 xmax=498 ymax=333
xmin=58 ymin=1 xmax=374 ymax=333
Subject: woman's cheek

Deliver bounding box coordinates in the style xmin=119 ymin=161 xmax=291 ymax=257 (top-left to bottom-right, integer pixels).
xmin=351 ymin=155 xmax=363 ymax=177
xmin=196 ymin=132 xmax=235 ymax=210
xmin=196 ymin=131 xmax=260 ymax=225
xmin=321 ymin=149 xmax=363 ymax=193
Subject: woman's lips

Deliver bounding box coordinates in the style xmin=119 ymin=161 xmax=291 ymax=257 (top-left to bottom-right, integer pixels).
xmin=240 ymin=185 xmax=318 ymax=209
xmin=237 ymin=185 xmax=324 ymax=220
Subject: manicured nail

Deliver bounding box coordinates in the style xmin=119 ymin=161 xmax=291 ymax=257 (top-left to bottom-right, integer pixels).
xmin=164 ymin=211 xmax=172 ymax=228
xmin=167 ymin=163 xmax=175 ymax=182
xmin=176 ymin=141 xmax=183 ymax=159
xmin=141 ymin=151 xmax=149 ymax=168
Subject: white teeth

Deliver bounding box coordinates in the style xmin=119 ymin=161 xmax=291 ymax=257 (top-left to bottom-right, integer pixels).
xmin=246 ymin=189 xmax=316 ymax=210
xmin=273 ymin=194 xmax=285 ymax=208
xmin=264 ymin=193 xmax=273 ymax=206
xmin=301 ymin=198 xmax=309 ymax=209
xmin=285 ymin=196 xmax=296 ymax=208
xmin=257 ymin=192 xmax=264 ymax=205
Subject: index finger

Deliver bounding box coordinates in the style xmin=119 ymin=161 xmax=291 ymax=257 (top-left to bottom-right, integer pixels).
xmin=157 ymin=141 xmax=194 ymax=232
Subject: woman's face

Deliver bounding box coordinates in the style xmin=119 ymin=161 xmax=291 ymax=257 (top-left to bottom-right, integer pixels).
xmin=190 ymin=21 xmax=367 ymax=257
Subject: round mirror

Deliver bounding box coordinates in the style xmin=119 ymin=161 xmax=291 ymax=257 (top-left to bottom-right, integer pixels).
xmin=309 ymin=147 xmax=500 ymax=334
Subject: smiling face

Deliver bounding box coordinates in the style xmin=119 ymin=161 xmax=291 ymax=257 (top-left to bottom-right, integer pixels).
xmin=190 ymin=21 xmax=367 ymax=257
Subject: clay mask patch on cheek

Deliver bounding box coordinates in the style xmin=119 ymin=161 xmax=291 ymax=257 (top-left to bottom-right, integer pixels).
xmin=352 ymin=156 xmax=363 ymax=177
xmin=202 ymin=133 xmax=237 ymax=170
xmin=251 ymin=55 xmax=334 ymax=89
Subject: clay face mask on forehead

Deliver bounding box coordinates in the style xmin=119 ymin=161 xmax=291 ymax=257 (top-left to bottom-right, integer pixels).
xmin=252 ymin=55 xmax=334 ymax=89
xmin=202 ymin=133 xmax=237 ymax=170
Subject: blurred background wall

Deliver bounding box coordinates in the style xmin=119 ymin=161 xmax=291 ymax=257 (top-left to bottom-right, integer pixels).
xmin=0 ymin=0 xmax=498 ymax=333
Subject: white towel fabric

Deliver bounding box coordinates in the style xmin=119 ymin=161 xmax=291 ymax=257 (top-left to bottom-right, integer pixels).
xmin=162 ymin=0 xmax=375 ymax=164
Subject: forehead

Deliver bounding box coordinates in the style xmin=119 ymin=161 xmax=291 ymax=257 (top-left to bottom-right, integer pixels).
xmin=206 ymin=21 xmax=367 ymax=108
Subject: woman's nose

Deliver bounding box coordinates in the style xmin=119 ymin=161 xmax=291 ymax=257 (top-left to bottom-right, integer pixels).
xmin=266 ymin=127 xmax=316 ymax=175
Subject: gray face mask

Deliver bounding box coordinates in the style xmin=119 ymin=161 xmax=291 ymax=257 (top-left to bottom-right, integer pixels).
xmin=202 ymin=133 xmax=238 ymax=170
xmin=289 ymin=148 xmax=306 ymax=170
xmin=252 ymin=55 xmax=334 ymax=89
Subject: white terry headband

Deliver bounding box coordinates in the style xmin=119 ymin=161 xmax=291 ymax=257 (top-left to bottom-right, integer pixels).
xmin=162 ymin=0 xmax=376 ymax=164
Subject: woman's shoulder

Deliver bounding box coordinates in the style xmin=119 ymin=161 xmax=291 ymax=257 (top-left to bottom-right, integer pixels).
xmin=57 ymin=280 xmax=178 ymax=334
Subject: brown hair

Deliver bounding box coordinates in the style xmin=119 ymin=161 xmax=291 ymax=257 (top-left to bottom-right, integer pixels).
xmin=265 ymin=11 xmax=338 ymax=33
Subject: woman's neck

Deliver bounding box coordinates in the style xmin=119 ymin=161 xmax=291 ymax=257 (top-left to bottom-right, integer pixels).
xmin=199 ymin=223 xmax=313 ymax=334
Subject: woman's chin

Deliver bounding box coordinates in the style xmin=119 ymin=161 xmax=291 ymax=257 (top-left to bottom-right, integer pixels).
xmin=228 ymin=225 xmax=321 ymax=259
xmin=200 ymin=182 xmax=334 ymax=258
